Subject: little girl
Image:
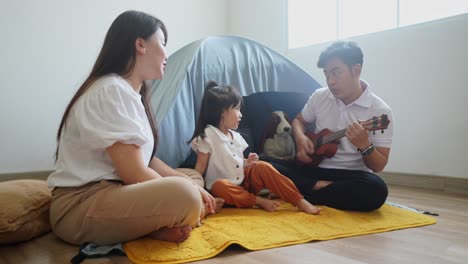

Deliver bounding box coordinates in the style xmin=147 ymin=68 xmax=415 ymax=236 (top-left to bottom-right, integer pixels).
xmin=189 ymin=81 xmax=321 ymax=214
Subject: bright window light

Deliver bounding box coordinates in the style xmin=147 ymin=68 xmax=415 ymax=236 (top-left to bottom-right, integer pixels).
xmin=288 ymin=0 xmax=337 ymax=49
xmin=338 ymin=0 xmax=397 ymax=39
xmin=399 ymin=0 xmax=468 ymax=27
xmin=288 ymin=0 xmax=468 ymax=49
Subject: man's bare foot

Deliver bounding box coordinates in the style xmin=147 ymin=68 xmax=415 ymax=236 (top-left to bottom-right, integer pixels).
xmin=297 ymin=198 xmax=321 ymax=215
xmin=215 ymin=197 xmax=224 ymax=212
xmin=148 ymin=225 xmax=192 ymax=243
xmin=256 ymin=196 xmax=280 ymax=212
xmin=312 ymin=180 xmax=333 ymax=191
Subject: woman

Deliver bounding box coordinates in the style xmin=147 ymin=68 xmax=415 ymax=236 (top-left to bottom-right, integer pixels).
xmin=48 ymin=10 xmax=216 ymax=246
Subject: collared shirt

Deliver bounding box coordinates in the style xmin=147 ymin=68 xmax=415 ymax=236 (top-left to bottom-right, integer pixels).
xmin=191 ymin=125 xmax=248 ymax=190
xmin=301 ymin=80 xmax=393 ymax=171
xmin=48 ymin=74 xmax=154 ymax=187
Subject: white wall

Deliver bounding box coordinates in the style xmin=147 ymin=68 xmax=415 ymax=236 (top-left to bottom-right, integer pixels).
xmin=2 ymin=0 xmax=467 ymax=180
xmin=227 ymin=0 xmax=288 ymax=53
xmin=228 ymin=3 xmax=468 ymax=179
xmin=0 ymin=0 xmax=227 ymax=174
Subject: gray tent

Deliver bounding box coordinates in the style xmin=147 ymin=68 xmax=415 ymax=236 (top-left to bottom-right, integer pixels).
xmin=149 ymin=35 xmax=321 ymax=168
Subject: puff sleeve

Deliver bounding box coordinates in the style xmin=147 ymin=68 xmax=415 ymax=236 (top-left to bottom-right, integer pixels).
xmin=72 ymin=82 xmax=152 ymax=150
xmin=191 ymin=136 xmax=212 ymax=154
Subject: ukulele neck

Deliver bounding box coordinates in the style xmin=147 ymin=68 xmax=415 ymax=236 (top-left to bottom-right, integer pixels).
xmin=315 ymin=129 xmax=346 ymax=147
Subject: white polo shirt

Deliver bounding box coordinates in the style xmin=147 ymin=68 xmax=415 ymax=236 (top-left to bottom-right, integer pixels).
xmin=301 ymin=80 xmax=393 ymax=171
xmin=48 ymin=74 xmax=154 ymax=187
xmin=191 ymin=125 xmax=248 ymax=190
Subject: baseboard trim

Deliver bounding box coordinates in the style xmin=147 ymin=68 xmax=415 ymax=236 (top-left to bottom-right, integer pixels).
xmin=0 ymin=170 xmax=52 ymax=182
xmin=378 ymin=171 xmax=468 ymax=195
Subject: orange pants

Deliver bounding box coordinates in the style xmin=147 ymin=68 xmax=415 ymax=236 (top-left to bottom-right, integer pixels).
xmin=210 ymin=161 xmax=303 ymax=208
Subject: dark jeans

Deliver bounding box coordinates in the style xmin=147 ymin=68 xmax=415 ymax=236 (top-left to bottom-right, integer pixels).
xmin=261 ymin=156 xmax=388 ymax=212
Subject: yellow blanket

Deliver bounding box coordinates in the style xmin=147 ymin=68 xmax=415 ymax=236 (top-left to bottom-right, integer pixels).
xmin=124 ymin=203 xmax=436 ymax=264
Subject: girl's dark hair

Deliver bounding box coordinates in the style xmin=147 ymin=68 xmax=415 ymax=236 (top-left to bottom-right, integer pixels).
xmin=55 ymin=10 xmax=167 ymax=160
xmin=189 ymin=81 xmax=243 ymax=142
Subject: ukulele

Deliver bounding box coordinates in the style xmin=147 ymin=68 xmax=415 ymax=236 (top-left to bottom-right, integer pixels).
xmin=303 ymin=114 xmax=390 ymax=166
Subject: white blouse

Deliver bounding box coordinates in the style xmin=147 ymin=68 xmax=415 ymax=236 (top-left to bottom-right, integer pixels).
xmin=48 ymin=74 xmax=154 ymax=187
xmin=191 ymin=125 xmax=248 ymax=190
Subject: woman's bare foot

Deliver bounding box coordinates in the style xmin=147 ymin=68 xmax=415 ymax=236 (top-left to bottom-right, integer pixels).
xmin=148 ymin=225 xmax=192 ymax=243
xmin=297 ymin=198 xmax=321 ymax=215
xmin=215 ymin=197 xmax=224 ymax=212
xmin=256 ymin=196 xmax=280 ymax=212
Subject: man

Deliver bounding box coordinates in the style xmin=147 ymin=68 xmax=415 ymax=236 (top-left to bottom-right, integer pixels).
xmin=289 ymin=41 xmax=394 ymax=211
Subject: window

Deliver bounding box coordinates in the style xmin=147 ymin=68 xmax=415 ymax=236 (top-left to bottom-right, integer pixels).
xmin=288 ymin=0 xmax=337 ymax=48
xmin=338 ymin=0 xmax=397 ymax=39
xmin=288 ymin=0 xmax=468 ymax=49
xmin=399 ymin=0 xmax=468 ymax=26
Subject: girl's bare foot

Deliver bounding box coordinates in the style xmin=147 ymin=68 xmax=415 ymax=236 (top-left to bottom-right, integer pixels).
xmin=297 ymin=198 xmax=321 ymax=215
xmin=215 ymin=197 xmax=224 ymax=212
xmin=256 ymin=196 xmax=280 ymax=212
xmin=148 ymin=225 xmax=192 ymax=243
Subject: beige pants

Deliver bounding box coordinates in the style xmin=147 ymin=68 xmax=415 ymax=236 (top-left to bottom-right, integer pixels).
xmin=50 ymin=169 xmax=204 ymax=245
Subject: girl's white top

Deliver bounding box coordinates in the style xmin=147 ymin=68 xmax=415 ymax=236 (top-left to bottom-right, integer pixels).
xmin=191 ymin=125 xmax=248 ymax=190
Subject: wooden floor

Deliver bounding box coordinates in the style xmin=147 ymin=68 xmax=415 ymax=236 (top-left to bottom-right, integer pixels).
xmin=1 ymin=184 xmax=467 ymax=264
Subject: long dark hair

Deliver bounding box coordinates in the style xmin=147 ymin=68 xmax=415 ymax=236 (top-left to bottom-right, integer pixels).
xmin=189 ymin=81 xmax=243 ymax=143
xmin=55 ymin=10 xmax=167 ymax=160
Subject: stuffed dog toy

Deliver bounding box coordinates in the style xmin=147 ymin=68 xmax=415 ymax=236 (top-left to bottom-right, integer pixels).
xmin=261 ymin=111 xmax=296 ymax=160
